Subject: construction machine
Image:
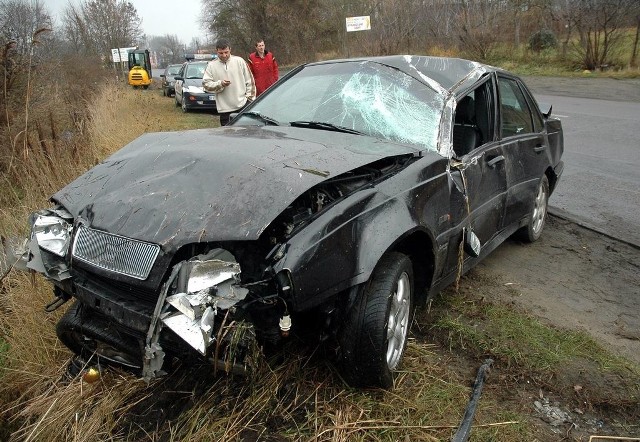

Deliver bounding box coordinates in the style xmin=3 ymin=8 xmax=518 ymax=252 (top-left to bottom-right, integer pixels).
xmin=127 ymin=49 xmax=152 ymax=89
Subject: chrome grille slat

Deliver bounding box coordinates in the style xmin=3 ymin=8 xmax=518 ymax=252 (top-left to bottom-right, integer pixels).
xmin=72 ymin=225 xmax=159 ymax=280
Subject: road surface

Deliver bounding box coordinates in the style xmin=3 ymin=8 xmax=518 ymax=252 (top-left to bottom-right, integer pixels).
xmin=525 ymin=76 xmax=640 ymax=247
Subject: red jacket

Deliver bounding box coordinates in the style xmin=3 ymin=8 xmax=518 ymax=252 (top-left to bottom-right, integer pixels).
xmin=248 ymin=50 xmax=279 ymax=96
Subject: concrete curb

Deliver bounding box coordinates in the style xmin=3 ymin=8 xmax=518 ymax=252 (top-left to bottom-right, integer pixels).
xmin=548 ymin=206 xmax=640 ymax=250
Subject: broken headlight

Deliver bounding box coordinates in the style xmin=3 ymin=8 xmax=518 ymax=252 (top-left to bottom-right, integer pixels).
xmin=31 ymin=214 xmax=72 ymax=257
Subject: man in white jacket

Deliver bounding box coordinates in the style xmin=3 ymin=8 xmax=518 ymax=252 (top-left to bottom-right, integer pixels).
xmin=203 ymin=40 xmax=256 ymax=126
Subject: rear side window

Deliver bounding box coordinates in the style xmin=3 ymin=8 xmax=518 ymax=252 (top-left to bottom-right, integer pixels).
xmin=498 ymin=77 xmax=534 ymax=137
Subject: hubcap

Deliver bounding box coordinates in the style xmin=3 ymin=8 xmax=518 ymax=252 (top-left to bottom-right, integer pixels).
xmin=532 ymin=181 xmax=547 ymax=235
xmin=386 ymin=272 xmax=411 ymax=370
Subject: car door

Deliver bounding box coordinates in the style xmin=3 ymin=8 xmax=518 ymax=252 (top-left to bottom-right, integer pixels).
xmin=497 ymin=75 xmax=550 ymax=228
xmin=174 ymin=63 xmax=186 ymax=104
xmin=450 ymin=76 xmax=507 ymax=248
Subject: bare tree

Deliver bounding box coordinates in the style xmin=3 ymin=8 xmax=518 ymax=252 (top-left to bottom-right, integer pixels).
xmin=61 ymin=0 xmax=144 ymax=59
xmin=201 ymin=0 xmax=341 ymax=64
xmin=556 ymin=0 xmax=637 ymax=70
xmin=456 ymin=0 xmax=505 ymax=61
xmin=0 ymin=0 xmax=53 ymax=56
xmin=630 ymin=4 xmax=640 ymax=67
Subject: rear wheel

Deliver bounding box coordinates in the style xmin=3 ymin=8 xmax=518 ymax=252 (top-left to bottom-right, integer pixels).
xmin=56 ymin=302 xmax=143 ymax=370
xmin=516 ymin=175 xmax=549 ymax=243
xmin=338 ymin=252 xmax=414 ymax=388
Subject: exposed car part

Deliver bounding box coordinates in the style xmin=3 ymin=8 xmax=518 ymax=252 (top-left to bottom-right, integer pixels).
xmin=451 ymin=358 xmax=494 ymax=442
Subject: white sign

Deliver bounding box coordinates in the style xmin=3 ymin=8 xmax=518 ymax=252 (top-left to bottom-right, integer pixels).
xmin=111 ymin=48 xmax=121 ymax=63
xmin=346 ymin=16 xmax=371 ymax=32
xmin=110 ymin=46 xmax=137 ymax=63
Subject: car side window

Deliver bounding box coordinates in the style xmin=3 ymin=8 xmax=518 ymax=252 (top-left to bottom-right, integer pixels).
xmin=498 ymin=77 xmax=534 ymax=137
xmin=452 ymin=79 xmax=495 ymax=157
xmin=521 ymin=85 xmax=544 ymax=133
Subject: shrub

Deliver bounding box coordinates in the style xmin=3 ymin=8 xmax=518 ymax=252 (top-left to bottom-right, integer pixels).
xmin=529 ymin=29 xmax=557 ymax=53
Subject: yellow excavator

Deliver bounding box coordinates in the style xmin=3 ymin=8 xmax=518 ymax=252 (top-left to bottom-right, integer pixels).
xmin=127 ymin=48 xmax=152 ymax=89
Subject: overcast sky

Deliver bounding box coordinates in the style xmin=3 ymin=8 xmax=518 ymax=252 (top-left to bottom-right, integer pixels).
xmin=45 ymin=0 xmax=207 ymax=44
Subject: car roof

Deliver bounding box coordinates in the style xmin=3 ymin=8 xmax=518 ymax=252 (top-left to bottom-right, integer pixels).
xmin=309 ymin=55 xmax=505 ymax=93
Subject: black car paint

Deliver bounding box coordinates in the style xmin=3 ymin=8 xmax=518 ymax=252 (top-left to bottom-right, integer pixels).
xmin=25 ymin=56 xmax=563 ymax=384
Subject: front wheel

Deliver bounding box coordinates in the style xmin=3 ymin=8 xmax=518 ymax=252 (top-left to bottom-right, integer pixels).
xmin=181 ymin=95 xmax=188 ymax=113
xmin=338 ymin=252 xmax=414 ymax=388
xmin=516 ymin=175 xmax=549 ymax=242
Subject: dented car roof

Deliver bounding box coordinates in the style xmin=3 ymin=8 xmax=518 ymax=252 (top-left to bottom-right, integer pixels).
xmin=309 ymin=55 xmax=493 ymax=93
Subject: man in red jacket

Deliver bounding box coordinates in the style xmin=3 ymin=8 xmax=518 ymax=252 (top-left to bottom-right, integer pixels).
xmin=248 ymin=39 xmax=279 ymax=96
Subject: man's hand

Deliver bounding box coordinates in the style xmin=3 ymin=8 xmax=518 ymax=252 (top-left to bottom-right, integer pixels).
xmin=222 ymin=79 xmax=231 ymax=87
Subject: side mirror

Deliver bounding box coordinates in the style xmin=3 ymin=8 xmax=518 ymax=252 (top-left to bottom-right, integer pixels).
xmin=538 ymin=103 xmax=553 ymax=119
xmin=463 ymin=227 xmax=481 ymax=257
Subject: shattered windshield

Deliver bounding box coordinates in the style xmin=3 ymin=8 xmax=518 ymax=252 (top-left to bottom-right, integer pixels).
xmin=237 ymin=61 xmax=444 ymax=151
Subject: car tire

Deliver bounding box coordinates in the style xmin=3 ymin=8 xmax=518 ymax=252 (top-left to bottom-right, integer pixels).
xmin=56 ymin=301 xmax=143 ymax=370
xmin=181 ymin=96 xmax=188 ymax=113
xmin=338 ymin=252 xmax=414 ymax=388
xmin=516 ymin=175 xmax=549 ymax=243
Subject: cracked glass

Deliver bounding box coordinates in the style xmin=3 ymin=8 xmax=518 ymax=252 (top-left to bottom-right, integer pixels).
xmin=238 ymin=61 xmax=444 ymax=152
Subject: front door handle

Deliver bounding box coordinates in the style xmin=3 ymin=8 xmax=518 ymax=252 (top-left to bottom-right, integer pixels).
xmin=533 ymin=144 xmax=545 ymax=153
xmin=486 ymin=155 xmax=505 ymax=168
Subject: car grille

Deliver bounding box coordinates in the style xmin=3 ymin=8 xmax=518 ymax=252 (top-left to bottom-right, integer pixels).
xmin=131 ymin=73 xmax=144 ymax=80
xmin=72 ymin=225 xmax=160 ymax=280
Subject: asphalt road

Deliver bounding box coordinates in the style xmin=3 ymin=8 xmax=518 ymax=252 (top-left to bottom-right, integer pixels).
xmin=523 ymin=76 xmax=640 ymax=247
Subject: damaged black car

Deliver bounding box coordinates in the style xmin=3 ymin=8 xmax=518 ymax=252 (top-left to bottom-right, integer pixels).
xmin=19 ymin=56 xmax=563 ymax=388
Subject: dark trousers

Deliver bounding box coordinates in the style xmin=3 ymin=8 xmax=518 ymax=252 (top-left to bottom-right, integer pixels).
xmin=219 ymin=112 xmax=233 ymax=126
xmin=219 ymin=100 xmax=250 ymax=126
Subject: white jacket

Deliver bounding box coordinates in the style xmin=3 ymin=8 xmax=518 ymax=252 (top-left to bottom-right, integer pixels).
xmin=203 ymin=56 xmax=256 ymax=113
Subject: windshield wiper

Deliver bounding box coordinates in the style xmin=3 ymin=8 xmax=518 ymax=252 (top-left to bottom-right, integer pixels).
xmin=289 ymin=120 xmax=362 ymax=135
xmin=242 ymin=111 xmax=280 ymax=126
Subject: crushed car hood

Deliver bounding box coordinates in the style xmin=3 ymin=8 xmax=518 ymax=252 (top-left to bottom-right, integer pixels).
xmin=53 ymin=126 xmax=419 ymax=251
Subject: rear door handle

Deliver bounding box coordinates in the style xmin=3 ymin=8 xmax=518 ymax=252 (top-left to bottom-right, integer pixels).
xmin=533 ymin=144 xmax=545 ymax=153
xmin=486 ymin=155 xmax=505 ymax=168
